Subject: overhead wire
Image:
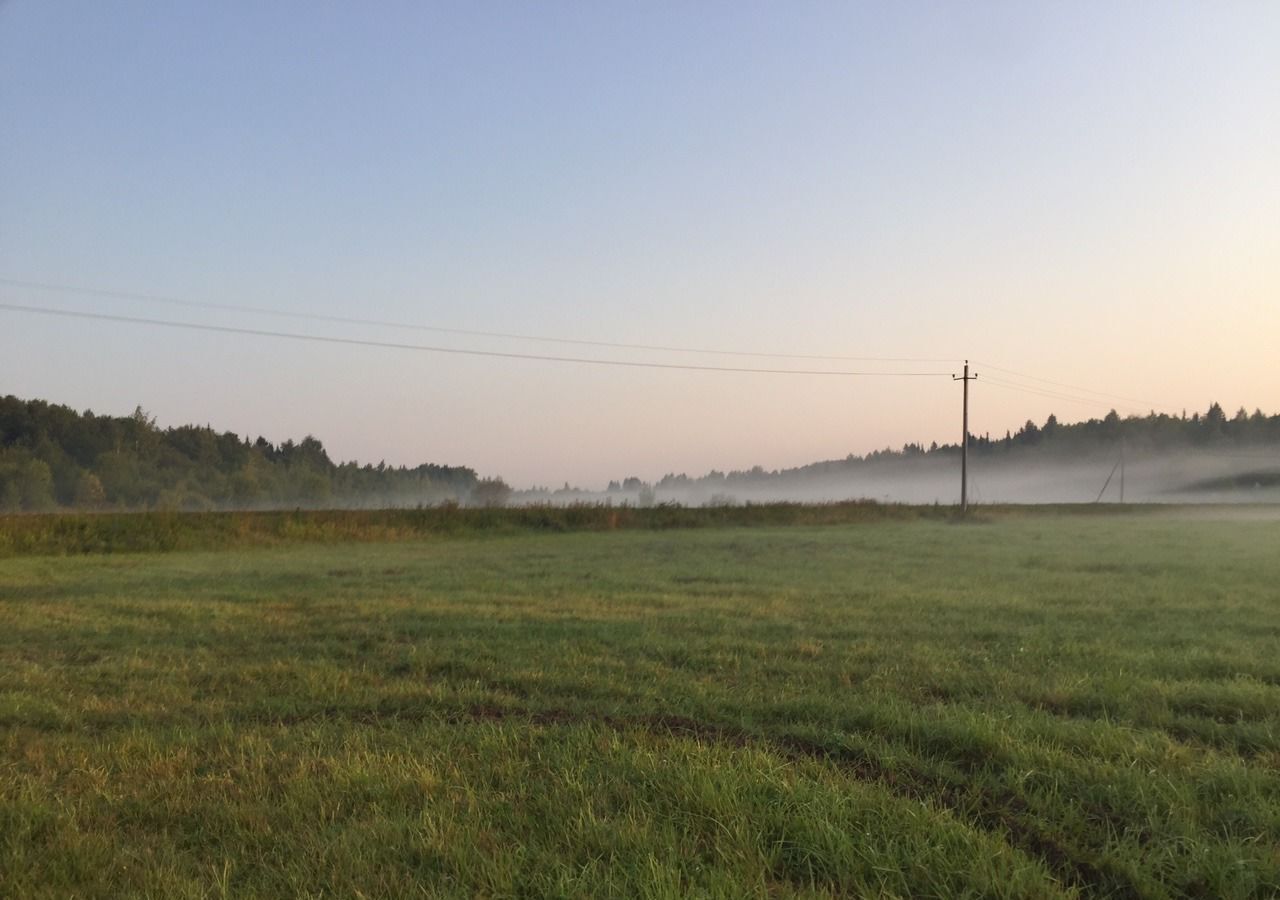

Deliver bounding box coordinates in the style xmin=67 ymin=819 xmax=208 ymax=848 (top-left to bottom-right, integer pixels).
xmin=0 ymin=277 xmax=1187 ymax=413
xmin=0 ymin=301 xmax=954 ymax=377
xmin=984 ymin=379 xmax=1148 ymax=416
xmin=0 ymin=276 xmax=959 ymax=364
xmin=980 ymin=375 xmax=1150 ymax=415
xmin=973 ymin=359 xmax=1166 ymax=408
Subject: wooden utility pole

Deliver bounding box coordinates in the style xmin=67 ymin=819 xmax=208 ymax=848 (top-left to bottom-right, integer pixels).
xmin=953 ymin=361 xmax=977 ymax=513
xmin=1119 ymin=440 xmax=1125 ymax=504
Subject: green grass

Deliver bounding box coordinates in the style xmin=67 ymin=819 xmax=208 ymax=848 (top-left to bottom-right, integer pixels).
xmin=0 ymin=501 xmax=1166 ymax=558
xmin=2 ymin=513 xmax=1278 ymax=897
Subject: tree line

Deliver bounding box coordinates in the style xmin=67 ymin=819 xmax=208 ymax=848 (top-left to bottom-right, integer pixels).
xmin=0 ymin=396 xmax=508 ymax=512
xmin=4 ymin=395 xmax=1276 ymax=512
xmin=631 ymin=403 xmax=1280 ymax=493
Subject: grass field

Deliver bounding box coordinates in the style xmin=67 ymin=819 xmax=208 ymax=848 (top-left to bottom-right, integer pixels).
xmin=2 ymin=511 xmax=1278 ymax=897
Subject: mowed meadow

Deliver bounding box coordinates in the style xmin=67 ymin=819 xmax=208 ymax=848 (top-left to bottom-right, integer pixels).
xmin=2 ymin=509 xmax=1278 ymax=898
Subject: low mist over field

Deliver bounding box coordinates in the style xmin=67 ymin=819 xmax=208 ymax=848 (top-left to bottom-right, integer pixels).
xmin=3 ymin=394 xmax=1277 ymax=511
xmin=524 ymin=448 xmax=1280 ymax=508
xmin=4 ymin=5 xmax=1280 ymax=897
xmin=527 ymin=404 xmax=1280 ymax=506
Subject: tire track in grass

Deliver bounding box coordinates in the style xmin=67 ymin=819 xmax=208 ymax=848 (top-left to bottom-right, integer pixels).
xmin=226 ymin=700 xmax=1145 ymax=895
xmin=447 ymin=703 xmax=1141 ymax=897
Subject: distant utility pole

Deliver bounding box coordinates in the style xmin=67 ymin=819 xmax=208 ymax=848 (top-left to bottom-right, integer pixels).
xmin=953 ymin=361 xmax=978 ymax=513
xmin=1095 ymin=452 xmax=1123 ymax=503
xmin=1119 ymin=439 xmax=1125 ymax=504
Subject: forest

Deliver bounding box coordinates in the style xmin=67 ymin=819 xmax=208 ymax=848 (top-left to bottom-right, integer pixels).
xmin=0 ymin=396 xmax=489 ymax=512
xmin=2 ymin=395 xmax=1277 ymax=511
xmin=621 ymin=403 xmax=1280 ymax=497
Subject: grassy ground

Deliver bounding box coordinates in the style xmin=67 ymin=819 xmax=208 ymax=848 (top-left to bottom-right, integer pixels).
xmin=2 ymin=513 xmax=1278 ymax=897
xmin=0 ymin=501 xmax=1174 ymax=558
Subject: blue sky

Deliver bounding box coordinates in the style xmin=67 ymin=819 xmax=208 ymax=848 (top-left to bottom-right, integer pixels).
xmin=2 ymin=3 xmax=1277 ymax=486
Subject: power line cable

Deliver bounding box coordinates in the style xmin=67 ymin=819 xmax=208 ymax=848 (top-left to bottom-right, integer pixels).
xmin=0 ymin=301 xmax=955 ymax=377
xmin=984 ymin=377 xmax=1149 ymax=415
xmin=981 ymin=374 xmax=1123 ymax=406
xmin=981 ymin=376 xmax=1149 ymax=414
xmin=0 ymin=278 xmax=1190 ymax=411
xmin=973 ymin=359 xmax=1165 ymax=408
xmin=0 ymin=276 xmax=959 ymax=364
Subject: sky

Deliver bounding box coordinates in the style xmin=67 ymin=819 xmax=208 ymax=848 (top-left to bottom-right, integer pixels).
xmin=1 ymin=2 xmax=1277 ymax=488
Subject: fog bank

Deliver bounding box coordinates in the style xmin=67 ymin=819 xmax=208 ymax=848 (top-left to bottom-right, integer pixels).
xmin=512 ymin=449 xmax=1280 ymax=507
